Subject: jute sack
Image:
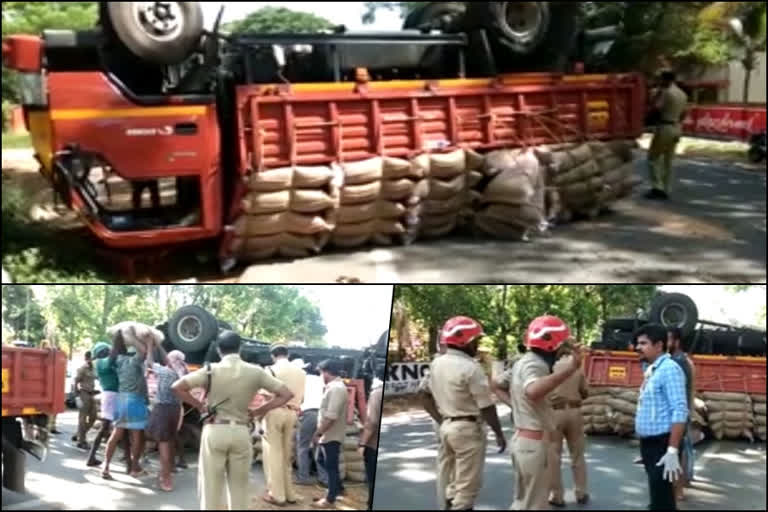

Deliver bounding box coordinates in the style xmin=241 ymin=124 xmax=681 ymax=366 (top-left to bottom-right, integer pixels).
xmin=422 ymin=195 xmax=466 ymax=216
xmin=755 ymin=425 xmax=767 ymax=439
xmin=294 ymin=165 xmax=336 ymax=188
xmin=382 ymin=178 xmax=417 ymax=200
xmin=481 ymin=204 xmax=544 ymax=229
xmin=465 ymin=148 xmax=485 ymax=172
xmin=291 ymin=189 xmax=337 ymax=213
xmin=420 ymin=219 xmax=457 ymax=238
xmin=751 ymin=394 xmax=767 ymax=404
xmin=341 ymin=181 xmax=382 ymax=205
xmin=474 ymin=215 xmax=528 ymax=240
xmin=430 ymin=149 xmax=466 ymax=179
xmin=702 ymin=392 xmax=751 ymax=401
xmin=377 ymin=200 xmax=408 ymax=219
xmin=605 ymin=398 xmax=637 ymax=416
xmin=332 ymin=233 xmax=371 ymax=248
xmin=467 ymin=170 xmax=484 ymax=188
xmin=616 ymin=390 xmax=639 ymax=403
xmin=483 ymin=172 xmax=535 ymax=205
xmin=242 ymin=190 xmax=291 ymax=214
xmin=429 ymin=174 xmax=466 ymax=200
xmin=346 ymin=470 xmax=367 ymax=483
xmin=247 ymin=167 xmax=293 ymax=192
xmin=549 ymin=144 xmax=593 ymax=173
xmin=376 ymin=219 xmax=406 ymax=235
xmin=335 ymin=219 xmax=377 ymax=237
xmin=339 ymin=203 xmax=377 ymax=224
xmin=754 ymin=415 xmax=766 ymax=426
xmin=580 ymin=404 xmax=601 ymax=415
xmin=422 ymin=212 xmax=459 ymax=229
xmin=231 ymin=233 xmax=321 ymax=253
xmin=233 ymin=212 xmax=333 ymax=237
xmin=706 ymin=400 xmax=751 ymax=412
xmin=553 ymin=159 xmax=601 ymax=186
xmin=346 ymin=460 xmax=366 ymax=473
xmin=596 ymin=155 xmax=625 ymax=173
xmin=341 ymin=157 xmax=383 ymax=185
xmin=383 ymin=156 xmax=426 ymax=180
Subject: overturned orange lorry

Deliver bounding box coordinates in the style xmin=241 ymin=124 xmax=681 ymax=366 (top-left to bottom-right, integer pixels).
xmin=2 ymin=2 xmax=646 ymax=271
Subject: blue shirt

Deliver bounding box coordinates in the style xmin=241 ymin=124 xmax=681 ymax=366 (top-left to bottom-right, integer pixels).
xmin=635 ymin=353 xmax=688 ymax=437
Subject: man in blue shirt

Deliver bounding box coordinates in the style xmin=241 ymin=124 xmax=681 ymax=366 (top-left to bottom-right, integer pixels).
xmin=634 ymin=324 xmax=688 ymax=511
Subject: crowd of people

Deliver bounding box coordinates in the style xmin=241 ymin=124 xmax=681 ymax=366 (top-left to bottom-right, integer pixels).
xmin=420 ymin=315 xmax=694 ymax=511
xmin=66 ymin=325 xmax=383 ymax=510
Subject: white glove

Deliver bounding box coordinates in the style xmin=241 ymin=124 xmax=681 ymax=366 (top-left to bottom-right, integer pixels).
xmin=656 ymin=446 xmax=681 ymax=482
xmin=75 ymin=396 xmax=83 ymax=410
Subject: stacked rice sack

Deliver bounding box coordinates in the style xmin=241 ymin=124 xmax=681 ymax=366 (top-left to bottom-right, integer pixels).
xmin=537 ymin=140 xmax=638 ymax=222
xmin=473 ymin=148 xmax=547 ymax=240
xmin=107 ymin=321 xmax=164 ymax=352
xmin=752 ymin=394 xmax=767 ymax=441
xmin=700 ymin=391 xmax=755 ymax=441
xmin=343 ymin=421 xmax=367 ymax=482
xmin=334 ymin=157 xmax=426 ymax=248
xmin=419 ymin=150 xmax=471 ymax=239
xmin=581 ymin=386 xmax=638 ymax=436
xmin=690 ymin=397 xmax=709 ymax=444
xmin=234 ymin=165 xmax=341 ymax=260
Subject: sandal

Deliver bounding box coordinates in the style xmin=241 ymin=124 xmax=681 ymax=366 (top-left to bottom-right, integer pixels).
xmin=310 ymin=498 xmax=335 ymax=509
xmin=129 ymin=468 xmax=148 ymax=478
xmin=101 ymin=470 xmax=114 ymax=481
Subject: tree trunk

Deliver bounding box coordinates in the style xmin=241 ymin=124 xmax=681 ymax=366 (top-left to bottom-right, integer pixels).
xmin=428 ymin=325 xmax=438 ymax=358
xmin=99 ymin=285 xmax=112 ymax=337
xmin=742 ymin=63 xmax=752 ymax=104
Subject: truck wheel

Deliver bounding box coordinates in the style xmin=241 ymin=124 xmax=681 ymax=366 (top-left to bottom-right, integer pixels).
xmin=603 ymin=318 xmax=640 ymax=332
xmin=747 ymin=146 xmax=764 ymax=163
xmin=168 ymin=305 xmax=219 ymax=353
xmin=649 ymin=293 xmax=698 ymax=337
xmin=467 ymin=2 xmax=551 ymax=56
xmin=2 ymin=437 xmax=26 ymax=493
xmin=403 ymin=2 xmax=467 ymax=32
xmin=105 ymin=2 xmax=204 ymax=65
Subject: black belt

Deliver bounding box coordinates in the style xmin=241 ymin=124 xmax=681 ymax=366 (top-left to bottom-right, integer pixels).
xmin=445 ymin=416 xmax=478 ymax=423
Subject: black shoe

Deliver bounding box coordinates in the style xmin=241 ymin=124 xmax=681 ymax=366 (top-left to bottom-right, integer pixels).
xmin=577 ymin=494 xmax=590 ymax=505
xmin=549 ymin=498 xmax=566 ymax=507
xmin=86 ymin=458 xmax=102 ymax=467
xmin=50 ymin=429 xmax=62 ymax=435
xmin=644 ymin=188 xmax=664 ymax=200
xmin=76 ymin=441 xmax=90 ymax=451
xmin=658 ymin=190 xmax=669 ymax=200
xmin=176 ymin=460 xmax=188 ymax=469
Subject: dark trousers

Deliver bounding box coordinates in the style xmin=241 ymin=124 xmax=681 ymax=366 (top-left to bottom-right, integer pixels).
xmin=364 ymin=446 xmax=377 ymax=510
xmin=640 ymin=433 xmax=677 ymax=511
xmin=319 ymin=441 xmax=342 ymax=503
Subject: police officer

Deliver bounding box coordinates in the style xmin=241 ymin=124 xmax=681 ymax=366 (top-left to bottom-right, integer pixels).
xmin=491 ymin=343 xmax=527 ymax=427
xmin=547 ymin=351 xmax=590 ymax=507
xmin=509 ymin=315 xmax=583 ymax=510
xmin=171 ymin=331 xmax=294 ymax=510
xmin=422 ymin=340 xmax=456 ymax=510
xmin=646 ymin=69 xmax=688 ymax=200
xmin=261 ymin=344 xmax=306 ymax=506
xmin=419 ymin=316 xmax=506 ymax=511
xmin=75 ymin=351 xmax=99 ymax=450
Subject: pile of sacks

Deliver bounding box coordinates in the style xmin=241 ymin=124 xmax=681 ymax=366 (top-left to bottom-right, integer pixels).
xmin=700 ymin=391 xmax=755 ymax=441
xmin=537 ymin=140 xmax=638 ymax=222
xmin=107 ymin=321 xmax=164 ymax=351
xmin=234 ymin=165 xmax=342 ymax=260
xmin=333 ymin=157 xmax=426 ymax=247
xmin=343 ymin=421 xmax=367 ymax=482
xmin=473 ymin=148 xmax=547 ymax=240
xmin=581 ymin=386 xmax=638 ymax=436
xmin=418 ymin=149 xmax=483 ymax=239
xmin=752 ymin=394 xmax=766 ymax=441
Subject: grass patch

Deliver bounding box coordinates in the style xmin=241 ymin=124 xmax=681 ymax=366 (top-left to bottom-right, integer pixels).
xmin=2 ymin=184 xmax=114 ymax=283
xmin=2 ymin=132 xmax=31 ymax=149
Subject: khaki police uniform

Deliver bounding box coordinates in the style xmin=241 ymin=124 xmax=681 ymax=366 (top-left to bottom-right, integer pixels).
xmin=494 ymin=354 xmax=524 ymax=427
xmin=649 ymin=82 xmax=688 ymax=194
xmin=509 ymin=352 xmax=556 ymax=510
xmin=178 ymin=353 xmax=285 ymax=510
xmin=75 ymin=363 xmax=98 ymax=445
xmin=262 ymin=358 xmax=306 ymax=504
xmin=548 ymin=355 xmax=589 ymax=504
xmin=423 ymin=348 xmax=492 ymax=510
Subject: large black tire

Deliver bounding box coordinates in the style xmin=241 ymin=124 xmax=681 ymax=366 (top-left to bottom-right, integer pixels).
xmin=105 ymin=2 xmax=203 ymax=65
xmin=403 ymin=2 xmax=467 ymax=32
xmin=649 ymin=293 xmax=699 ymax=337
xmin=603 ymin=317 xmax=640 ymax=332
xmin=465 ymin=2 xmax=551 ymax=56
xmin=167 ymin=305 xmax=219 ymax=353
xmin=747 ymin=145 xmax=764 ymax=163
xmin=2 ymin=436 xmax=26 ymax=493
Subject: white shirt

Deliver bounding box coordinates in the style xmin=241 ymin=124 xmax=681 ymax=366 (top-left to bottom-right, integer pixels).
xmin=302 ymin=374 xmax=324 ymax=411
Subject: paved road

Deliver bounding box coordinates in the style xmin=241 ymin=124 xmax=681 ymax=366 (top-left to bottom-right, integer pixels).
xmin=238 ymin=155 xmax=766 ymax=283
xmin=372 ymin=408 xmax=767 ymax=510
xmin=0 ymin=410 xmax=271 ymax=510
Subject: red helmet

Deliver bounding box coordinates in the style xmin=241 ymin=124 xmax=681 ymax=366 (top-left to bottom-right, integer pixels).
xmin=526 ymin=315 xmax=570 ymax=352
xmin=440 ymin=316 xmax=484 ymax=347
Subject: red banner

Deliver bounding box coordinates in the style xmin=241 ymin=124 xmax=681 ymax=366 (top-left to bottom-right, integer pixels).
xmin=683 ymin=105 xmax=766 ymax=141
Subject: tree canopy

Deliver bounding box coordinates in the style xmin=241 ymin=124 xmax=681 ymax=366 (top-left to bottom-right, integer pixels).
xmin=392 ymin=285 xmax=658 ymax=361
xmin=2 ymin=285 xmax=329 ymax=358
xmin=223 ymin=6 xmax=333 ymax=34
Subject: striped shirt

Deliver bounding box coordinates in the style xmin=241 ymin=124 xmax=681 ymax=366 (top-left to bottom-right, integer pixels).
xmin=635 ymin=354 xmax=688 ymax=437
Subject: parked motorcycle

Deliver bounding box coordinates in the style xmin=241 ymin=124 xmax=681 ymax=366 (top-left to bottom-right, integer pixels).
xmin=748 ymin=131 xmax=766 ymax=163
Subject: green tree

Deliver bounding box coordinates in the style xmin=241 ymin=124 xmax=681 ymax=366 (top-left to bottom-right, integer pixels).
xmin=1 ymin=284 xmax=46 ymax=344
xmin=361 ymin=2 xmax=426 ymax=24
xmin=224 ymin=6 xmax=333 ymax=34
